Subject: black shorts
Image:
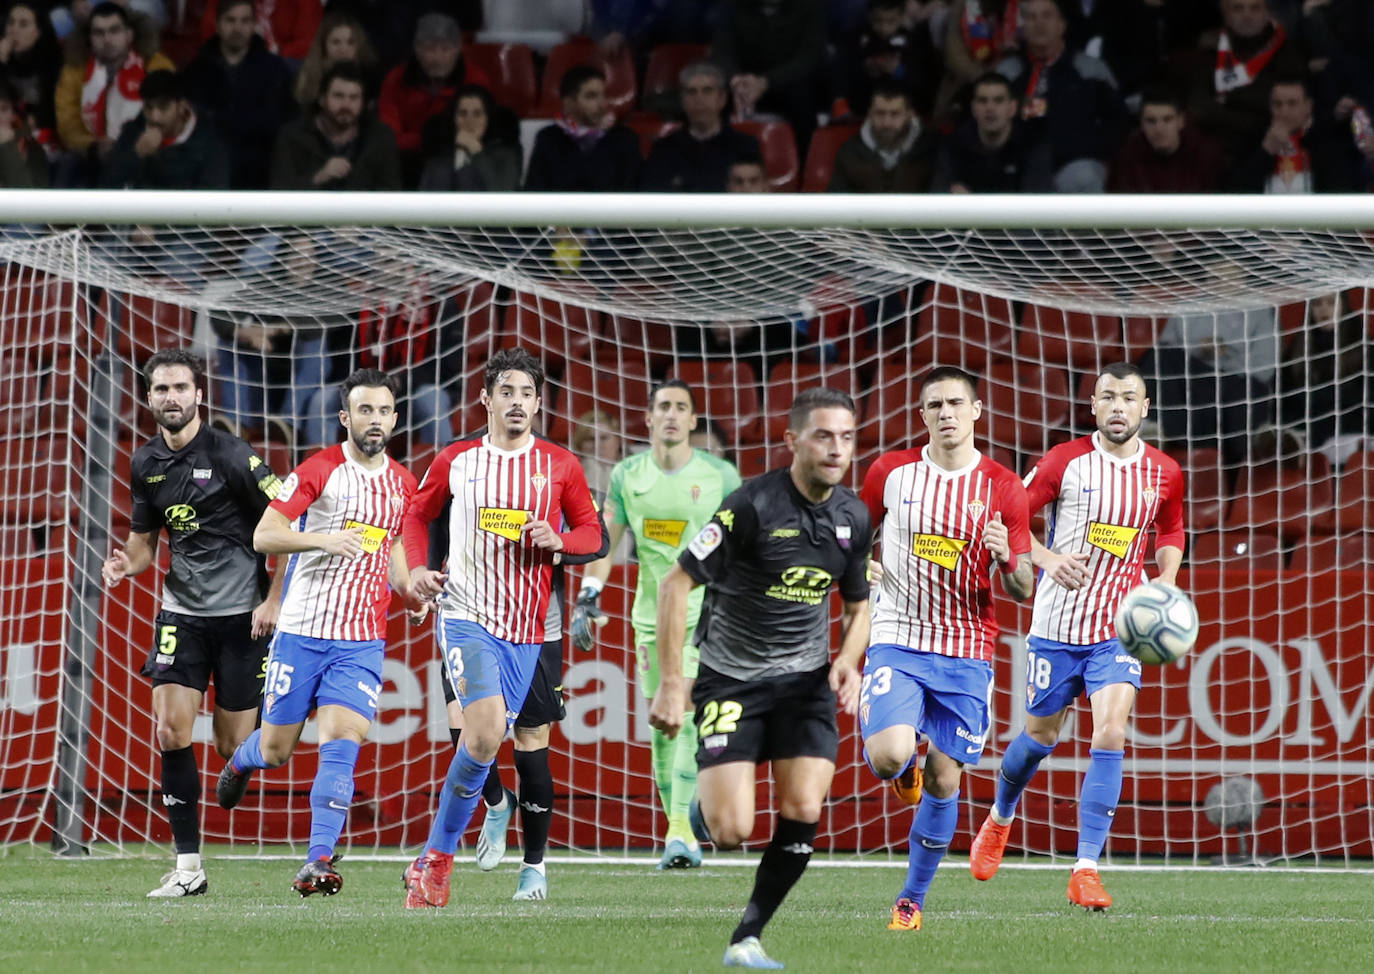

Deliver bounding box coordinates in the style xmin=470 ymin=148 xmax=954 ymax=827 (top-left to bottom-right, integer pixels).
xmin=440 ymin=639 xmax=566 ymax=729
xmin=140 ymin=609 xmax=268 ymax=712
xmin=691 ymin=663 xmax=839 ymax=769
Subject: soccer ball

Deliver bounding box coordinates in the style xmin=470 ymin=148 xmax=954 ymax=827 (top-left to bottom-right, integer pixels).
xmin=1114 ymin=581 xmax=1198 ymax=665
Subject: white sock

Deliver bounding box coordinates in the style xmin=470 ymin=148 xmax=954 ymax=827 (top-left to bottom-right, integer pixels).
xmin=176 ymin=852 xmax=202 ymax=872
xmin=487 ymin=791 xmax=508 ymax=812
xmin=990 ymin=809 xmax=1014 ymax=827
xmin=522 ymin=860 xmax=546 ymax=875
xmin=1073 ymin=857 xmax=1098 ymax=873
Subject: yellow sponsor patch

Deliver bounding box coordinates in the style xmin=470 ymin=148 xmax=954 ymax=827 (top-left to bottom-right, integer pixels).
xmin=642 ymin=518 xmax=688 ymax=546
xmin=911 ymin=533 xmax=969 ymax=570
xmin=1085 ymin=521 xmax=1140 ymax=559
xmin=478 ymin=507 xmax=529 ymax=541
xmin=345 ymin=520 xmax=389 ymax=554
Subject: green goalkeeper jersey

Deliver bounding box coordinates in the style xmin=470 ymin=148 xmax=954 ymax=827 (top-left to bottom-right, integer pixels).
xmin=607 ymin=448 xmax=742 ymax=640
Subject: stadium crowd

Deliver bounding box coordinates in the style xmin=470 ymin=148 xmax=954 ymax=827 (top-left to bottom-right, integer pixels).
xmin=0 ymin=0 xmax=1369 ymax=194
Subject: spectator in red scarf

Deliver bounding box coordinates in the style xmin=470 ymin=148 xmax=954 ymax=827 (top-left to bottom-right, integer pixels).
xmin=378 ymin=13 xmax=490 ymax=188
xmin=0 ymin=3 xmax=63 ymax=157
xmin=934 ymin=0 xmax=1019 ymax=122
xmin=1230 ymin=74 xmax=1359 ymax=192
xmin=54 ymin=2 xmax=173 ymax=184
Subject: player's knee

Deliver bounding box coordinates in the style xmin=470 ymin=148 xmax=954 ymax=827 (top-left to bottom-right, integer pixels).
xmin=1027 ymin=727 xmax=1059 ymax=748
xmin=155 ymin=722 xmax=191 ymax=751
xmin=777 ymin=796 xmax=823 ymax=823
xmin=1092 ymin=724 xmax=1127 ymax=751
xmin=259 ymin=740 xmax=293 ymax=768
xmin=868 ymin=752 xmax=908 ymax=780
xmin=924 ymin=764 xmax=962 ymax=799
xmin=211 ymin=736 xmax=237 ymax=761
xmin=711 ymin=820 xmax=750 ymax=851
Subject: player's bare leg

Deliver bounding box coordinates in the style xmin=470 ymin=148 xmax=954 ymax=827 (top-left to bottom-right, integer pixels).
xmin=972 ymin=707 xmax=1068 ymax=881
xmin=1067 ymin=683 xmax=1135 ymax=911
xmin=719 ymin=757 xmax=830 ymax=969
xmin=148 ymin=684 xmax=209 ymax=898
xmin=862 ymin=722 xmax=923 ymax=806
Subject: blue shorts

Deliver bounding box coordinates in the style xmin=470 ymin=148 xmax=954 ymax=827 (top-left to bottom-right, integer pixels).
xmin=261 ymin=632 xmax=385 ymax=726
xmin=1024 ymin=634 xmax=1142 ymax=717
xmin=437 ymin=616 xmax=541 ymax=733
xmin=858 ymin=644 xmax=993 ymax=765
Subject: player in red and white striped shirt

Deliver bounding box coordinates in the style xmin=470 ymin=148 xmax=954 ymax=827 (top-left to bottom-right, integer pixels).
xmin=853 ymin=366 xmax=1034 ymax=932
xmin=969 ymin=362 xmax=1186 ymax=911
xmin=215 ymin=369 xmax=419 ymax=898
xmin=401 ymin=347 xmax=602 ymax=910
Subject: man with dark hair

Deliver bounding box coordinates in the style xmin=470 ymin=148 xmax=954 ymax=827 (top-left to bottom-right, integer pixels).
xmin=54 ymin=1 xmax=175 ymax=185
xmin=652 ymin=386 xmax=873 ymax=969
xmin=1230 ymin=74 xmax=1359 ymax=192
xmin=726 ymin=153 xmax=768 ymax=192
xmin=858 ymin=365 xmax=1033 ymax=932
xmin=932 ymin=71 xmax=1054 ymax=192
xmin=270 ymin=60 xmax=401 ymax=190
xmin=829 ymin=79 xmax=937 ymax=192
xmin=401 ymin=347 xmax=604 ymax=910
xmin=216 ymin=367 xmax=418 ymax=898
xmin=641 ymin=61 xmax=761 ymax=192
xmin=969 ymin=362 xmax=1186 ymax=912
xmin=524 ymin=65 xmax=641 ymax=191
xmin=102 ymin=70 xmax=229 ymax=188
xmin=1107 ymin=86 xmax=1225 ymax=193
xmin=575 ymin=380 xmax=741 ymax=870
xmin=182 ymin=0 xmax=296 ymax=189
xmin=102 ymin=349 xmax=286 ymax=898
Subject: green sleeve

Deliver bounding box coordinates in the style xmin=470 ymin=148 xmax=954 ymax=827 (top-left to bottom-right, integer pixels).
xmin=606 ymin=456 xmax=629 ymax=525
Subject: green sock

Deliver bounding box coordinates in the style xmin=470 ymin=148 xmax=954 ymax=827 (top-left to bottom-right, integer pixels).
xmin=668 ymin=713 xmax=699 ymax=842
xmin=650 ymin=726 xmax=674 ymax=835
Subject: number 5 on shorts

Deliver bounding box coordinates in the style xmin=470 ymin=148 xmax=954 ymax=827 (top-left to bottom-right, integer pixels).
xmin=699 ymin=699 xmax=741 ymax=737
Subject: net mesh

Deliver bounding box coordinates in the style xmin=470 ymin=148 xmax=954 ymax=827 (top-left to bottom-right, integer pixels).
xmin=0 ymin=222 xmax=1371 ymax=865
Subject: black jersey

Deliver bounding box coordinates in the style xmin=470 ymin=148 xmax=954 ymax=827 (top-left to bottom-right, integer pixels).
xmin=130 ymin=423 xmax=283 ymax=615
xmin=678 ymin=468 xmax=872 ymax=680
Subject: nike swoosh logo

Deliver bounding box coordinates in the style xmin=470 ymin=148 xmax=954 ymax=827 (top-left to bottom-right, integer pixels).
xmin=920 ymin=838 xmax=946 ymax=850
xmin=327 ymin=801 xmax=349 ymax=810
xmin=1082 ymin=487 xmax=1098 ymax=494
xmin=469 ymin=477 xmax=485 ymax=483
xmin=966 ymin=744 xmax=982 ymax=754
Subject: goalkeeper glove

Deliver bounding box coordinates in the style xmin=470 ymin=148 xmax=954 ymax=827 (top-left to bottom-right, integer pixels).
xmin=570 ymin=587 xmax=605 ymax=652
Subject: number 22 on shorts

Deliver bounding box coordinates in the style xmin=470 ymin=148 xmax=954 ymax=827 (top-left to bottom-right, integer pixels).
xmin=699 ymin=699 xmax=742 ymax=737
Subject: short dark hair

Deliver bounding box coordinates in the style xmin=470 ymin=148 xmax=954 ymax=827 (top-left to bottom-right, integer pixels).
xmin=1139 ymin=84 xmax=1184 ymax=113
xmin=788 ymin=387 xmax=855 ymax=431
xmin=868 ymin=78 xmax=913 ymax=107
xmin=1099 ymin=361 xmax=1149 ymax=395
xmin=972 ymin=71 xmax=1016 ymax=101
xmin=139 ymin=70 xmax=186 ymax=105
xmin=1270 ymin=74 xmax=1313 ymax=99
xmin=559 ymin=65 xmax=605 ymax=101
xmin=919 ymin=365 xmax=979 ymax=400
xmin=89 ymin=2 xmax=132 ymax=30
xmin=651 ymin=378 xmax=696 ymax=412
xmin=143 ymin=348 xmax=206 ymax=391
xmin=319 ymin=60 xmax=367 ymax=99
xmin=484 ymin=347 xmax=545 ymax=397
xmin=339 ymin=367 xmax=399 ymax=410
xmin=216 ymin=0 xmax=254 ymax=18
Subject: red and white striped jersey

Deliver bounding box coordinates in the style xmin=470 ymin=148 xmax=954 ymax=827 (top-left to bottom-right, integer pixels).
xmin=403 ymin=434 xmax=602 ymax=644
xmin=1025 ymin=433 xmax=1186 ymax=644
xmin=272 ymin=445 xmax=417 ymax=641
xmin=861 ymin=447 xmax=1032 ymax=662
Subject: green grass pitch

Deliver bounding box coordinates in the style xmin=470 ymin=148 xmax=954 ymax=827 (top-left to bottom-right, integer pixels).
xmin=2 ymin=848 xmax=1370 ymax=973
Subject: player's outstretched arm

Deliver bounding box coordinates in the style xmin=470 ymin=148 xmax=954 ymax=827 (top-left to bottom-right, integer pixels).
xmin=101 ymin=531 xmax=156 ymax=586
xmin=252 ymin=507 xmax=366 ymax=558
xmin=830 ymin=598 xmax=872 ymax=715
xmin=648 ymin=563 xmax=697 ymax=738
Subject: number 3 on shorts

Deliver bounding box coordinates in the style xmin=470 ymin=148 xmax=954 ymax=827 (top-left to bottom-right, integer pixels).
xmin=699 ymin=699 xmax=742 ymax=737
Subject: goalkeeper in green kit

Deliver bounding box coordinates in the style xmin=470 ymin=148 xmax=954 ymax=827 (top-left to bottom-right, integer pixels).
xmin=574 ymin=380 xmax=741 ymax=869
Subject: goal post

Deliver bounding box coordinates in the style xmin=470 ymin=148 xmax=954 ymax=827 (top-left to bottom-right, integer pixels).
xmin=0 ymin=192 xmax=1371 ymax=866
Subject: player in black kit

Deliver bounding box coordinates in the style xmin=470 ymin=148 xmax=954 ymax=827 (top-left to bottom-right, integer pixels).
xmin=650 ymin=388 xmax=874 ymax=971
xmin=101 ymin=350 xmax=285 ymax=898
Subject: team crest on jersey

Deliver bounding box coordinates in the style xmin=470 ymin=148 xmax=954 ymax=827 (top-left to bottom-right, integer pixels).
xmin=1085 ymin=521 xmax=1140 ymax=559
xmin=390 ymin=493 xmax=404 ymax=511
xmin=1142 ymin=486 xmax=1157 ymax=504
xmin=192 ymin=467 xmax=212 ymax=484
xmin=691 ymin=484 xmax=701 ymax=503
xmin=836 ymin=524 xmax=852 ymax=550
xmin=965 ymin=499 xmax=986 ymax=522
xmin=479 ymin=507 xmax=529 ymax=541
xmin=911 ymin=533 xmax=969 ymax=570
xmin=530 ymin=473 xmax=548 ymax=493
xmin=264 ymin=693 xmax=276 ymax=715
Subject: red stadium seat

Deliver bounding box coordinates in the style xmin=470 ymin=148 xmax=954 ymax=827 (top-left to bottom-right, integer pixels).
xmin=731 ymin=120 xmax=799 ymax=192
xmin=1017 ymin=305 xmax=1125 ymax=370
xmin=802 ymin=125 xmax=860 ymax=192
xmin=859 ymin=357 xmax=933 ymax=450
xmin=1287 ymin=534 xmax=1374 ymax=572
xmin=641 ymin=43 xmax=709 ymax=107
xmin=463 ymin=42 xmax=538 ymax=116
xmin=983 ymin=361 xmax=1072 ymax=456
xmin=1225 ymin=456 xmax=1334 ymax=543
xmin=1333 ymin=451 xmax=1374 ymax=533
xmin=550 ymin=357 xmax=653 ymax=445
xmin=668 ymin=359 xmax=761 ymax=445
xmin=502 ymin=293 xmax=602 ymax=376
xmin=914 ymin=283 xmax=1015 ymax=371
xmin=624 ymin=112 xmax=679 ymax=157
xmin=603 ymin=307 xmax=677 ymax=373
xmin=0 ymin=434 xmax=77 ymax=522
xmin=536 ymin=38 xmax=637 ymax=118
xmin=1123 ymin=316 xmax=1166 ymax=362
xmin=116 ymin=294 xmax=194 ymax=363
xmin=1169 ymin=448 xmax=1227 ymax=534
xmin=1189 ymin=530 xmax=1284 ymax=569
xmin=763 ymin=361 xmax=860 ymax=443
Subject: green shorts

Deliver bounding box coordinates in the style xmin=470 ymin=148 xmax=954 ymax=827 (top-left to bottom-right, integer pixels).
xmin=633 ymin=626 xmax=699 ymax=698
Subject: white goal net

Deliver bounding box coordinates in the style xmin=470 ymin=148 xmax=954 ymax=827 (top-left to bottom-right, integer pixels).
xmin=1 ymin=194 xmax=1371 ymax=866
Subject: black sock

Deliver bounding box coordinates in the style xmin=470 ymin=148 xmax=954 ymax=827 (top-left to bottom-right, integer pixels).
xmin=482 ymin=762 xmax=506 ymax=806
xmin=515 ymin=747 xmax=554 ymax=865
xmin=730 ymin=817 xmax=817 ymax=945
xmin=161 ymin=746 xmax=201 ymax=856
xmin=448 ymin=727 xmax=462 ymax=751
